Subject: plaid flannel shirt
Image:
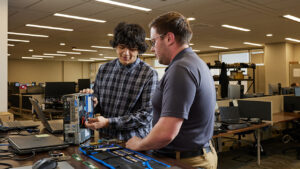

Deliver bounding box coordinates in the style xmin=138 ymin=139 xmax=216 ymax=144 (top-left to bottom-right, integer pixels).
xmin=93 ymin=58 xmax=158 ymax=141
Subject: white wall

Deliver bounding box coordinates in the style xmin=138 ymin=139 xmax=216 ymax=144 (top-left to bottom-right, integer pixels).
xmin=8 ymin=60 xmax=90 ymax=83
xmin=0 ymin=0 xmax=8 ymax=112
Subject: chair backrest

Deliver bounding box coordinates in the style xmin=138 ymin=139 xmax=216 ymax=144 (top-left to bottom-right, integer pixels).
xmin=29 ymin=98 xmax=51 ymax=131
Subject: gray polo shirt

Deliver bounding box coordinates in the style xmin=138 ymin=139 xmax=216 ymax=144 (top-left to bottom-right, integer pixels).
xmin=152 ymin=47 xmax=216 ymax=151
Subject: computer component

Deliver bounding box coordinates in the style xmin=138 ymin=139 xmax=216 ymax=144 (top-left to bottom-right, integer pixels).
xmin=0 ymin=119 xmax=39 ymax=131
xmin=62 ymin=93 xmax=94 ymax=145
xmin=29 ymin=98 xmax=63 ymax=134
xmin=228 ymin=84 xmax=240 ymax=99
xmin=8 ymin=134 xmax=68 ymax=154
xmin=32 ymin=158 xmax=57 ymax=169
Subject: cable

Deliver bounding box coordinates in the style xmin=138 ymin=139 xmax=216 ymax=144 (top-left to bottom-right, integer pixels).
xmin=0 ymin=163 xmax=13 ymax=169
xmin=12 ymin=151 xmax=36 ymax=161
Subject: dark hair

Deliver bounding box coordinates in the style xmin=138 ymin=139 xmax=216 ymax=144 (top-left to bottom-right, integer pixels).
xmin=110 ymin=22 xmax=148 ymax=54
xmin=149 ymin=11 xmax=192 ymax=45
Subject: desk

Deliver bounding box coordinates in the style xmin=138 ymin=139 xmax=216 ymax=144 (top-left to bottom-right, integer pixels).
xmin=273 ymin=112 xmax=300 ymax=124
xmin=0 ymin=132 xmax=193 ymax=169
xmin=213 ymin=123 xmax=271 ymax=166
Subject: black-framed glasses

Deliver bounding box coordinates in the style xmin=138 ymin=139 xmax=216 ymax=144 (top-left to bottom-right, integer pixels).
xmin=149 ymin=33 xmax=166 ymax=48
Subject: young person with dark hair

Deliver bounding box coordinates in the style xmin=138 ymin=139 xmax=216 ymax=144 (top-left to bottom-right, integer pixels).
xmin=126 ymin=12 xmax=217 ymax=169
xmin=84 ymin=22 xmax=158 ymax=141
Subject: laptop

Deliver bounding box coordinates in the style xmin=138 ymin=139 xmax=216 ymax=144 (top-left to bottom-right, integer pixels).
xmin=219 ymin=107 xmax=241 ymax=124
xmin=0 ymin=119 xmax=39 ymax=131
xmin=8 ymin=134 xmax=68 ymax=154
xmin=29 ymin=98 xmax=63 ymax=133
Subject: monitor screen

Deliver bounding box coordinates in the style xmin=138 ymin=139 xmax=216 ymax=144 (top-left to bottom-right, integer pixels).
xmin=238 ymin=100 xmax=272 ymax=121
xmin=295 ymin=87 xmax=300 ymax=97
xmin=268 ymin=83 xmax=279 ymax=95
xmin=78 ymin=79 xmax=91 ymax=91
xmin=45 ymin=82 xmax=76 ymax=98
xmin=284 ymin=96 xmax=300 ymax=112
xmin=228 ymin=84 xmax=240 ymax=99
xmin=15 ymin=82 xmax=20 ymax=87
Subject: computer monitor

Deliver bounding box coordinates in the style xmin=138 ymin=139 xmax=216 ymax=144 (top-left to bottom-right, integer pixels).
xmin=238 ymin=100 xmax=272 ymax=121
xmin=268 ymin=83 xmax=279 ymax=95
xmin=45 ymin=82 xmax=76 ymax=98
xmin=78 ymin=79 xmax=91 ymax=91
xmin=281 ymin=87 xmax=294 ymax=95
xmin=295 ymin=87 xmax=300 ymax=97
xmin=284 ymin=96 xmax=300 ymax=112
xmin=15 ymin=82 xmax=20 ymax=87
xmin=228 ymin=84 xmax=240 ymax=99
xmin=31 ymin=82 xmax=36 ymax=86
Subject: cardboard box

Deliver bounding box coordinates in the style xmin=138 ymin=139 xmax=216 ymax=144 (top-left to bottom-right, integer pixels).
xmin=0 ymin=112 xmax=14 ymax=122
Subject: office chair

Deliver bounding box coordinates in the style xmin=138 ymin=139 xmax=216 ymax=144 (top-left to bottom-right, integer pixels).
xmin=282 ymin=120 xmax=300 ymax=160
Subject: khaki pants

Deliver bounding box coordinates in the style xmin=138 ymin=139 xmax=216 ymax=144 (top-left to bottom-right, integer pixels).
xmin=180 ymin=142 xmax=218 ymax=169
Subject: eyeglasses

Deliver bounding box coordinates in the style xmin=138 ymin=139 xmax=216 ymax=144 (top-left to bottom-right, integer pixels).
xmin=149 ymin=34 xmax=166 ymax=47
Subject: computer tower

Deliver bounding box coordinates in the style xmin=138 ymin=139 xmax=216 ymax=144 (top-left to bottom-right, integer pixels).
xmin=62 ymin=93 xmax=94 ymax=145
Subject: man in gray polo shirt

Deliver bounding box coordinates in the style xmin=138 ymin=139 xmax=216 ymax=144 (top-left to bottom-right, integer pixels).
xmin=126 ymin=12 xmax=217 ymax=169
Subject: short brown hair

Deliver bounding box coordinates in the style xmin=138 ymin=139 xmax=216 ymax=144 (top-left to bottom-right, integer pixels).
xmin=149 ymin=11 xmax=192 ymax=45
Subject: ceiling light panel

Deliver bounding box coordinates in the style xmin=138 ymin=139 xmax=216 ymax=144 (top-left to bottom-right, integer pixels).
xmin=209 ymin=46 xmax=229 ymax=49
xmin=54 ymin=13 xmax=106 ymax=23
xmin=26 ymin=24 xmax=73 ymax=31
xmin=57 ymin=51 xmax=81 ymax=54
xmin=8 ymin=32 xmax=49 ymax=38
xmin=44 ymin=53 xmax=66 ymax=56
xmin=95 ymin=0 xmax=152 ymax=12
xmin=32 ymin=55 xmax=54 ymax=58
xmin=221 ymin=24 xmax=250 ymax=32
xmin=72 ymin=48 xmax=98 ymax=52
xmin=91 ymin=46 xmax=113 ymax=49
xmin=22 ymin=57 xmax=43 ymax=60
xmin=90 ymin=58 xmax=108 ymax=60
xmin=8 ymin=39 xmax=30 ymax=43
xmin=243 ymin=42 xmax=263 ymax=46
xmin=283 ymin=14 xmax=300 ymax=22
xmin=285 ymin=38 xmax=300 ymax=43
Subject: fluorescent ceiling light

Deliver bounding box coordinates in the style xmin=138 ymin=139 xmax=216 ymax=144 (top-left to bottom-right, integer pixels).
xmin=145 ymin=37 xmax=151 ymax=40
xmin=54 ymin=13 xmax=106 ymax=23
xmin=141 ymin=54 xmax=155 ymax=56
xmin=193 ymin=49 xmax=201 ymax=52
xmin=251 ymin=51 xmax=264 ymax=54
xmin=60 ymin=43 xmax=66 ymax=46
xmin=189 ymin=43 xmax=194 ymax=46
xmin=91 ymin=46 xmax=113 ymax=49
xmin=57 ymin=51 xmax=81 ymax=54
xmin=70 ymin=57 xmax=75 ymax=59
xmin=243 ymin=42 xmax=263 ymax=47
xmin=8 ymin=54 xmax=11 ymax=56
xmin=95 ymin=0 xmax=152 ymax=12
xmin=104 ymin=56 xmax=118 ymax=59
xmin=26 ymin=24 xmax=73 ymax=31
xmin=285 ymin=38 xmax=300 ymax=43
xmin=107 ymin=33 xmax=113 ymax=36
xmin=99 ymin=54 xmax=104 ymax=56
xmin=29 ymin=49 xmax=34 ymax=52
xmin=22 ymin=57 xmax=43 ymax=60
xmin=266 ymin=34 xmax=273 ymax=37
xmin=8 ymin=38 xmax=30 ymax=43
xmin=8 ymin=32 xmax=49 ymax=38
xmin=44 ymin=53 xmax=66 ymax=56
xmin=72 ymin=48 xmax=98 ymax=52
xmin=283 ymin=14 xmax=300 ymax=22
xmin=90 ymin=58 xmax=108 ymax=61
xmin=8 ymin=44 xmax=15 ymax=46
xmin=256 ymin=63 xmax=264 ymax=66
xmin=32 ymin=55 xmax=54 ymax=58
xmin=187 ymin=17 xmax=195 ymax=21
xmin=78 ymin=59 xmax=95 ymax=62
xmin=209 ymin=45 xmax=229 ymax=49
xmin=221 ymin=24 xmax=250 ymax=32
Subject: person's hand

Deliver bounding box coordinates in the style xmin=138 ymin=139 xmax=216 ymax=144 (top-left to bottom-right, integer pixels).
xmin=85 ymin=116 xmax=109 ymax=130
xmin=125 ymin=136 xmax=143 ymax=151
xmin=80 ymin=88 xmax=98 ymax=107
